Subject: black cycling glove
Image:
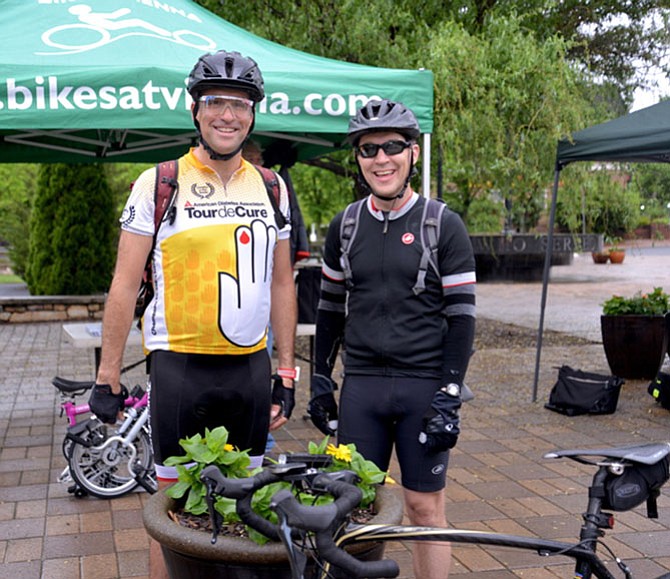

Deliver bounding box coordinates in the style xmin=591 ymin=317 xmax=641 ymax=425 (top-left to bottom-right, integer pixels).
xmin=89 ymin=383 xmax=128 ymax=425
xmin=271 ymin=375 xmax=295 ymax=420
xmin=308 ymin=374 xmax=338 ymax=436
xmin=419 ymin=382 xmax=461 ymax=454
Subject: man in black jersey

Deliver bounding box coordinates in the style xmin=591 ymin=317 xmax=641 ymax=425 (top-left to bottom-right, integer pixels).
xmin=309 ymin=99 xmax=476 ymax=578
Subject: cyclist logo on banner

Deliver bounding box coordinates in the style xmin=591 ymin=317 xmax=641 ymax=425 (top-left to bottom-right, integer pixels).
xmin=37 ymin=4 xmax=216 ymax=55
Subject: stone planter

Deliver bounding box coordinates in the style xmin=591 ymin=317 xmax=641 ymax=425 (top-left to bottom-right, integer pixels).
xmin=143 ymin=484 xmax=404 ymax=579
xmin=601 ymin=314 xmax=668 ymax=379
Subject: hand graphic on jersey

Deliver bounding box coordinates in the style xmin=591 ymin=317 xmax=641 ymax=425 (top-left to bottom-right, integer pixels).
xmin=219 ymin=220 xmax=277 ymax=347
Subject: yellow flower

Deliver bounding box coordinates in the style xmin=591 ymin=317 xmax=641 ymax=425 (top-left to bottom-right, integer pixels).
xmin=326 ymin=443 xmax=352 ymax=463
xmin=224 ymin=444 xmax=234 ymax=452
xmin=384 ymin=474 xmax=398 ymax=485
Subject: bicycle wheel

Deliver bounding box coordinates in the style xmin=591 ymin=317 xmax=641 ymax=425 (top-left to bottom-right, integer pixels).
xmin=68 ymin=418 xmax=154 ymax=499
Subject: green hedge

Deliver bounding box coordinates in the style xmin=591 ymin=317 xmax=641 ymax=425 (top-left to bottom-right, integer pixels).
xmin=26 ymin=164 xmax=115 ymax=295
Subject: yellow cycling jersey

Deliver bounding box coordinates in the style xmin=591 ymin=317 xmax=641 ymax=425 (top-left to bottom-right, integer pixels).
xmin=120 ymin=150 xmax=291 ymax=355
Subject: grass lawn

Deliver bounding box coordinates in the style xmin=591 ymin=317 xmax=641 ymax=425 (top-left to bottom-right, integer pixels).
xmin=0 ymin=273 xmax=24 ymax=284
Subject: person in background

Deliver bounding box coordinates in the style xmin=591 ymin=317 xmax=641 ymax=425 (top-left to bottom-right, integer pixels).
xmin=242 ymin=139 xmax=311 ymax=453
xmin=89 ymin=50 xmax=297 ymax=579
xmin=308 ymin=99 xmax=476 ymax=578
xmin=242 ymin=138 xmax=264 ymax=166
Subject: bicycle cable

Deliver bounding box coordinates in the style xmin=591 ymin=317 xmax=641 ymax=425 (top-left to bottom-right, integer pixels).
xmin=538 ymin=538 xmax=632 ymax=579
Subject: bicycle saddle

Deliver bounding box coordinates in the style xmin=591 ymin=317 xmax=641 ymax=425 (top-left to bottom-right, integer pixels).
xmin=544 ymin=442 xmax=670 ymax=466
xmin=52 ymin=376 xmax=95 ymax=393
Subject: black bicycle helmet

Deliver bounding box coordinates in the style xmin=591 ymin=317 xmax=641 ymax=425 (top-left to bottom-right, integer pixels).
xmin=347 ymin=99 xmax=420 ymax=145
xmin=188 ymin=50 xmax=264 ymax=102
xmin=188 ymin=50 xmax=264 ymax=161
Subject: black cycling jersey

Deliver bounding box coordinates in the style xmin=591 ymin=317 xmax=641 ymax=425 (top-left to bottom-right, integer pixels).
xmin=316 ymin=193 xmax=476 ymax=380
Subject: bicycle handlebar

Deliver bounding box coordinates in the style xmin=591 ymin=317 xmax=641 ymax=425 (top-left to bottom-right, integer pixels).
xmin=271 ymin=476 xmax=400 ymax=578
xmin=200 ymin=461 xmax=400 ymax=578
xmin=201 ymin=464 xmax=283 ymax=542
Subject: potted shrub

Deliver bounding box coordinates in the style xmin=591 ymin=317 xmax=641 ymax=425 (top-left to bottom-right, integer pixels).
xmin=591 ymin=249 xmax=610 ymax=264
xmin=601 ymin=287 xmax=670 ymax=379
xmin=606 ymin=236 xmax=626 ymax=264
xmin=143 ymin=426 xmax=403 ymax=579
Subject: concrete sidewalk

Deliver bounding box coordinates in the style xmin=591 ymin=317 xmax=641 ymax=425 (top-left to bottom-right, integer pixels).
xmin=1 ymin=247 xmax=669 ymax=578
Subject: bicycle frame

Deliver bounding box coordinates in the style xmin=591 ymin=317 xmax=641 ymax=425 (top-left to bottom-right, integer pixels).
xmin=306 ymin=461 xmax=636 ymax=579
xmin=203 ymin=443 xmax=670 ymax=579
xmin=59 ymin=390 xmax=141 ymax=427
xmin=332 ymin=524 xmax=619 ymax=579
xmin=85 ymin=392 xmax=150 ymax=482
xmin=53 ymin=377 xmax=156 ymax=497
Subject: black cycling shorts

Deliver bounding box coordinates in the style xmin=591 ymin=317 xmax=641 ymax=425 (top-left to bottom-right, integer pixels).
xmin=148 ymin=349 xmax=271 ymax=469
xmin=337 ymin=374 xmax=449 ymax=493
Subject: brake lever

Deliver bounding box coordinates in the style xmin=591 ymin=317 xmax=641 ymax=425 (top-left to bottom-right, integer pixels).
xmin=204 ymin=479 xmax=224 ymax=544
xmin=276 ymin=509 xmax=308 ymax=578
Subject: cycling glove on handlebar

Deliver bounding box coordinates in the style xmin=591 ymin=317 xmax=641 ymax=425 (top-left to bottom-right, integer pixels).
xmin=89 ymin=383 xmax=128 ymax=424
xmin=271 ymin=375 xmax=295 ymax=420
xmin=308 ymin=374 xmax=338 ymax=436
xmin=419 ymin=381 xmax=461 ymax=453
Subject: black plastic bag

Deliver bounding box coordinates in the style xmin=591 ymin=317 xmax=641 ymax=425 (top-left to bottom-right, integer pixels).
xmin=648 ymin=371 xmax=670 ymax=410
xmin=545 ymin=365 xmax=624 ymax=416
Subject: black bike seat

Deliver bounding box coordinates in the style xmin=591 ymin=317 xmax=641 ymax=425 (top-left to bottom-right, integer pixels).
xmin=52 ymin=376 xmax=95 ymax=393
xmin=544 ymin=442 xmax=670 ymax=466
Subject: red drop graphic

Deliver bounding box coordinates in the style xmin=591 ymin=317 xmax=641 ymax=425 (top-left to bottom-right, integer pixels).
xmin=239 ymin=231 xmax=250 ymax=244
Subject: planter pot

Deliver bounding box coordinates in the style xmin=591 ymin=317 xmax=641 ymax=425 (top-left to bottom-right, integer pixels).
xmin=592 ymin=251 xmax=610 ymax=264
xmin=143 ymin=485 xmax=404 ymax=579
xmin=608 ymin=250 xmax=625 ymax=264
xmin=601 ymin=315 xmax=668 ymax=379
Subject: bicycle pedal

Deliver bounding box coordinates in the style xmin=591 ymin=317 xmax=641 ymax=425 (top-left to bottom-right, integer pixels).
xmin=58 ymin=467 xmax=73 ymax=484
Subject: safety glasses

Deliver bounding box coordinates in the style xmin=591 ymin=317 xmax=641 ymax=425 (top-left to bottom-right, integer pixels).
xmin=356 ymin=140 xmax=411 ymax=159
xmin=198 ymin=95 xmax=254 ymax=117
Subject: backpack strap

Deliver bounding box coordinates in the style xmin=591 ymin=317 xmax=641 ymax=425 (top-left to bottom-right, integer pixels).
xmin=135 ymin=160 xmax=178 ymax=321
xmin=153 ymin=160 xmax=179 ymax=229
xmin=339 ymin=199 xmax=365 ymax=290
xmin=253 ymin=165 xmax=287 ymax=229
xmin=413 ymin=198 xmax=445 ymax=295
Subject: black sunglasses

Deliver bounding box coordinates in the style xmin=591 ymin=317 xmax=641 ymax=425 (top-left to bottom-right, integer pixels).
xmin=356 ymin=140 xmax=411 ymax=159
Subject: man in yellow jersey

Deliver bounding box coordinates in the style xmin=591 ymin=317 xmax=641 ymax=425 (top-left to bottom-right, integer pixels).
xmin=89 ymin=50 xmax=297 ymax=579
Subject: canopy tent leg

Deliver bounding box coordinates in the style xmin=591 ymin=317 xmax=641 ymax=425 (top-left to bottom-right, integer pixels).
xmin=532 ymin=166 xmax=562 ymax=401
xmin=422 ymin=133 xmax=431 ymax=198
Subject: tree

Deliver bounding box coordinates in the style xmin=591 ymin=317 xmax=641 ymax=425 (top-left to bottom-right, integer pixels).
xmin=26 ymin=164 xmax=116 ymax=295
xmin=630 ymin=163 xmax=670 ymax=222
xmin=413 ymin=1 xmax=670 ymax=103
xmin=199 ymin=0 xmax=670 ymax=103
xmin=428 ymin=15 xmax=593 ymax=231
xmin=0 ymin=164 xmax=39 ymax=278
xmin=556 ymin=164 xmax=640 ymax=238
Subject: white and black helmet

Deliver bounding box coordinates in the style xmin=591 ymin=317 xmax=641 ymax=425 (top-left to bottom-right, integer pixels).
xmin=187 ymin=50 xmax=264 ymax=102
xmin=347 ymin=99 xmax=420 ymax=145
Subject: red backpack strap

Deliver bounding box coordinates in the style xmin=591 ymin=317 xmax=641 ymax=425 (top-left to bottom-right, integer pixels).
xmin=153 ymin=160 xmax=179 ymax=229
xmin=253 ymin=164 xmax=286 ymax=229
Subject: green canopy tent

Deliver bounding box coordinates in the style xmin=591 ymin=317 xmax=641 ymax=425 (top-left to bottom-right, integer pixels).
xmin=0 ymin=0 xmax=433 ymax=187
xmin=532 ymin=100 xmax=670 ymax=399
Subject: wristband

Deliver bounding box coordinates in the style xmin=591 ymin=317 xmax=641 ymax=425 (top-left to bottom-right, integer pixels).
xmin=277 ymin=367 xmax=300 ymax=381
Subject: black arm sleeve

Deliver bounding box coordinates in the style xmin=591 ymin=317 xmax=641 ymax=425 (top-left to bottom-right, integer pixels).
xmin=442 ymin=314 xmax=476 ymax=381
xmin=314 ymin=308 xmax=344 ymax=378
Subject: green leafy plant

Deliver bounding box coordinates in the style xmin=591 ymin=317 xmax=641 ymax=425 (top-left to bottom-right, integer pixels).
xmin=165 ymin=426 xmax=387 ymax=545
xmin=605 ymin=235 xmax=624 ymax=252
xmin=602 ymin=287 xmax=669 ymax=316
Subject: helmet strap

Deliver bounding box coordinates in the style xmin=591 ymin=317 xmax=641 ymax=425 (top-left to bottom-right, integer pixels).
xmin=200 ymin=136 xmax=246 ymax=161
xmin=192 ymin=105 xmax=256 ymax=162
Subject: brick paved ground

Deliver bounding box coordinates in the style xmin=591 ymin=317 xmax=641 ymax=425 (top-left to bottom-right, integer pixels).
xmin=1 ymin=246 xmax=669 ymax=578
